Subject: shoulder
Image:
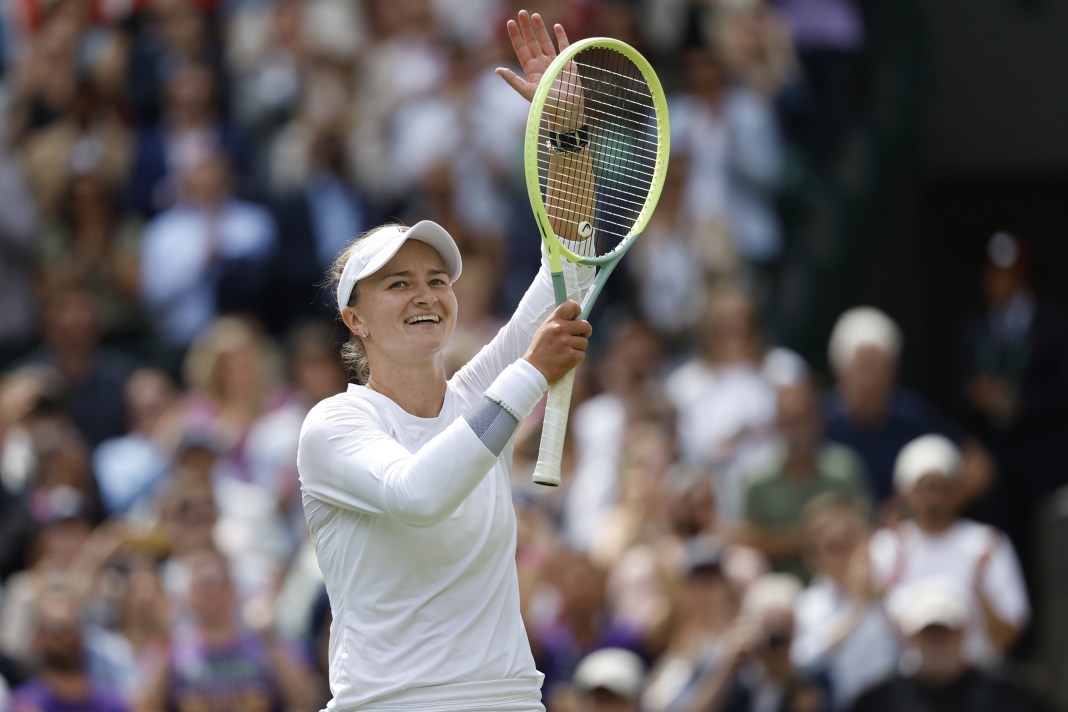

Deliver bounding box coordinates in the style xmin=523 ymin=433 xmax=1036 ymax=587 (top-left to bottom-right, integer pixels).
xmin=819 ymin=443 xmax=867 ymax=478
xmin=985 ymin=665 xmax=1058 ymax=709
xmin=849 ymin=674 xmax=906 ymax=712
xmin=300 ymin=390 xmax=380 ymax=437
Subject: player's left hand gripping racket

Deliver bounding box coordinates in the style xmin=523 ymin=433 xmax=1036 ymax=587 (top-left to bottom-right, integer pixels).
xmin=526 ymin=37 xmax=670 ymax=486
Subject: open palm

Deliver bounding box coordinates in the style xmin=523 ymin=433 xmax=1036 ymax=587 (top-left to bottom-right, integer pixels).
xmin=496 ymin=10 xmax=571 ymax=104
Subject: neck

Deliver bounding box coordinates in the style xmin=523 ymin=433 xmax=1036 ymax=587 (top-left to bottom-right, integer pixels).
xmin=366 ymin=356 xmax=448 ymax=418
xmin=199 ymin=621 xmax=239 ymax=646
xmin=784 ymin=447 xmax=816 ymax=479
xmin=42 ymin=668 xmax=90 ymax=700
xmin=846 ymin=397 xmax=888 ymax=426
xmin=916 ymin=516 xmax=955 ymax=535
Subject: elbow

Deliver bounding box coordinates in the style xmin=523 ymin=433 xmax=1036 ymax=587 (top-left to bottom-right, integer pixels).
xmin=390 ymin=492 xmax=458 ymax=528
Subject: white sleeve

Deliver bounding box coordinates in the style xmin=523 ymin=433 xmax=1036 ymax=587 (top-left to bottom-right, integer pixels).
xmin=449 ymin=240 xmax=595 ymax=402
xmin=791 ymin=589 xmax=834 ymax=670
xmin=140 ymin=221 xmax=207 ymax=307
xmin=981 ymin=532 xmax=1031 ymax=628
xmin=868 ymin=528 xmax=901 ymax=588
xmin=298 ymin=361 xmax=546 ymax=527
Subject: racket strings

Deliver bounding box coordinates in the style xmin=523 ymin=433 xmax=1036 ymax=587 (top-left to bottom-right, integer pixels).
xmin=537 ymin=46 xmax=660 ymax=259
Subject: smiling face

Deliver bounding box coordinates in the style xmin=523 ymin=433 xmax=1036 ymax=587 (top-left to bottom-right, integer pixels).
xmin=342 ymin=240 xmax=457 ymax=369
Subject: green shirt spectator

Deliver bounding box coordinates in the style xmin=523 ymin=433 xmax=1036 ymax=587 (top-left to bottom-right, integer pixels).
xmin=735 ymin=377 xmax=872 ymax=581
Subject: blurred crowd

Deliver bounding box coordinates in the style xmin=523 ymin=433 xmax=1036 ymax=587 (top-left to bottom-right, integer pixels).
xmin=1 ymin=0 xmax=1067 ymax=711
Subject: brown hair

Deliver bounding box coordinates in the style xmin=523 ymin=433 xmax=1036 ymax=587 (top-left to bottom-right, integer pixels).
xmin=327 ymin=224 xmax=405 ymax=384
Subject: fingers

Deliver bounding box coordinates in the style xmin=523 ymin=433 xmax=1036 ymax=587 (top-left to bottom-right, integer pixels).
xmin=495 ymin=67 xmax=532 ymax=101
xmin=515 ymin=10 xmax=563 ymax=59
xmin=532 ymin=12 xmax=556 ymax=58
xmin=553 ymin=299 xmax=581 ymax=320
xmin=517 ymin=10 xmax=538 ymax=57
xmin=505 ymin=18 xmax=531 ymax=67
xmin=554 ymin=23 xmax=570 ymax=51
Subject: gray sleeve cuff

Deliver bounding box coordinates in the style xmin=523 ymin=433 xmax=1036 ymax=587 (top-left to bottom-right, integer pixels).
xmin=463 ymin=396 xmax=520 ymax=457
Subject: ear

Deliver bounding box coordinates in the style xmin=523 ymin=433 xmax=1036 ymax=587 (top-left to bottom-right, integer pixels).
xmin=341 ymin=307 xmax=368 ymax=338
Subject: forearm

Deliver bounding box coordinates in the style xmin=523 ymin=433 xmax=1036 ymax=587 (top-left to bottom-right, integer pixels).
xmin=976 ymin=590 xmax=1020 ymax=653
xmin=681 ymin=657 xmax=741 ymax=712
xmin=268 ymin=641 xmax=322 ymax=710
xmin=957 ymin=443 xmax=994 ymax=505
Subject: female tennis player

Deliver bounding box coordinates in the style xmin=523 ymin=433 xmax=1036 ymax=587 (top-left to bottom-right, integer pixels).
xmin=296 ymin=11 xmax=592 ymax=712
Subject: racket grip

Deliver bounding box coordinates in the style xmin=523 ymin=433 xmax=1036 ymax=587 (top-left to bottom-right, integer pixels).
xmin=531 ymin=368 xmax=577 ymax=487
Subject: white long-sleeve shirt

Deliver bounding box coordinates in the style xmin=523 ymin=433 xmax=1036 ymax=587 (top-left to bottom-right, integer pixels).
xmin=297 ymin=246 xmax=592 ymax=712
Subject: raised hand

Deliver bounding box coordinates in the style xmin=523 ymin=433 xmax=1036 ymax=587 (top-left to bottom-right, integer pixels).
xmin=495 ymin=10 xmax=572 ymax=105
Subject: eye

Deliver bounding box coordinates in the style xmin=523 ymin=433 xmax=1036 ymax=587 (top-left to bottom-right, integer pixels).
xmin=389 ymin=281 xmax=408 ymax=290
xmin=430 ymin=278 xmax=448 ymax=287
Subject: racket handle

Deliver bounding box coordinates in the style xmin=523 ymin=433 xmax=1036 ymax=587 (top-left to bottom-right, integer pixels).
xmin=531 ymin=368 xmax=577 ymax=487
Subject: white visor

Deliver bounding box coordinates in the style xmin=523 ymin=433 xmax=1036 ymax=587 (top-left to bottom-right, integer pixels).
xmin=336 ymin=221 xmax=462 ymax=310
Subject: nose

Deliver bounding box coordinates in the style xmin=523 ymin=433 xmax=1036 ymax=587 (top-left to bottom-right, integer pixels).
xmin=413 ymin=283 xmax=438 ymax=306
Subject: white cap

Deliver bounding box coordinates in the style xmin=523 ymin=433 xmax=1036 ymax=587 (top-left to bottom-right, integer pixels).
xmin=762 ymin=347 xmax=809 ymax=389
xmin=889 ymin=577 xmax=969 ymax=636
xmin=336 ymin=221 xmax=462 ymax=310
xmin=572 ymin=648 xmax=645 ymax=699
xmin=893 ymin=434 xmax=961 ymax=493
xmin=828 ymin=307 xmax=902 ymax=371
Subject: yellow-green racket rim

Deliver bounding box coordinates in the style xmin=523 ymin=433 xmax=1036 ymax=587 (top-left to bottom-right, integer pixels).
xmin=523 ymin=36 xmax=670 ymax=267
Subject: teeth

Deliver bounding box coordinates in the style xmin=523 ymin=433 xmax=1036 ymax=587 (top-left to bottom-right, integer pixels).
xmin=406 ymin=315 xmax=440 ymax=325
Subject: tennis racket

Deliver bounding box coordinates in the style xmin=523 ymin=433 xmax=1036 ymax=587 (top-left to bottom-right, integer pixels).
xmin=526 ymin=37 xmax=670 ymax=486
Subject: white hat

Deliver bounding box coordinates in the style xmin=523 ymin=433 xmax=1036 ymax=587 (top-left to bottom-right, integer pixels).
xmin=828 ymin=307 xmax=902 ymax=371
xmin=572 ymin=648 xmax=645 ymax=699
xmin=893 ymin=434 xmax=961 ymax=493
xmin=890 ymin=577 xmax=969 ymax=636
xmin=336 ymin=221 xmax=462 ymax=310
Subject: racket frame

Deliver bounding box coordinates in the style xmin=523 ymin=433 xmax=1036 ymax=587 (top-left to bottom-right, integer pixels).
xmin=523 ymin=36 xmax=670 ymax=486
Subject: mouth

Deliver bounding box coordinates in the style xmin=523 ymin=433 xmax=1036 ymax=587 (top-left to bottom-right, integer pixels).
xmin=404 ymin=315 xmax=441 ymax=326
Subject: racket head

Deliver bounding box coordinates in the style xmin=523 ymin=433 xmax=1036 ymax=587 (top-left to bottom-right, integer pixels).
xmin=524 ymin=37 xmax=671 ymax=267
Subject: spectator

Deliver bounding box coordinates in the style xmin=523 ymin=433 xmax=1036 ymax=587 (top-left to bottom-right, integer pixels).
xmin=125 ymin=0 xmax=228 ymax=126
xmin=179 ymin=315 xmax=281 ymax=484
xmin=665 ymin=286 xmax=777 ymax=520
xmin=665 ymin=49 xmax=733 ymax=288
xmin=572 ymin=647 xmax=646 ymax=712
xmin=533 ymin=551 xmax=645 ymax=708
xmin=955 ymin=231 xmax=1068 ymax=555
xmin=92 ymin=368 xmax=181 ymax=516
xmin=682 ymin=572 xmax=830 ymax=712
xmin=21 ymin=274 xmax=135 ymax=447
xmin=735 ymin=376 xmax=871 ymax=580
xmin=850 ymin=577 xmax=1057 ymax=712
xmin=0 ymin=149 xmax=38 ymax=366
xmin=267 ymin=126 xmax=367 ymax=335
xmin=565 ymin=317 xmax=667 ymax=553
xmin=631 ymin=152 xmax=729 ymax=344
xmin=792 ymin=498 xmax=898 ymax=711
xmin=22 ymin=76 xmax=132 ymax=219
xmin=10 ymin=586 xmax=128 ymax=712
xmin=713 ymin=0 xmax=799 ymax=102
xmin=869 ymin=435 xmax=1029 ymax=666
xmin=36 ymin=172 xmax=144 ymax=342
xmin=824 ymin=306 xmax=994 ymax=518
xmin=138 ymin=548 xmax=320 ymax=711
xmin=0 ymin=486 xmax=95 ymax=662
xmin=127 ymin=62 xmax=246 ymax=217
xmin=87 ymin=558 xmax=172 ymax=705
xmin=642 ymin=537 xmax=740 ymax=712
xmin=771 ymin=0 xmax=866 ymax=162
xmin=5 ymin=8 xmax=82 ymax=141
xmin=139 ymin=150 xmax=276 ymax=354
